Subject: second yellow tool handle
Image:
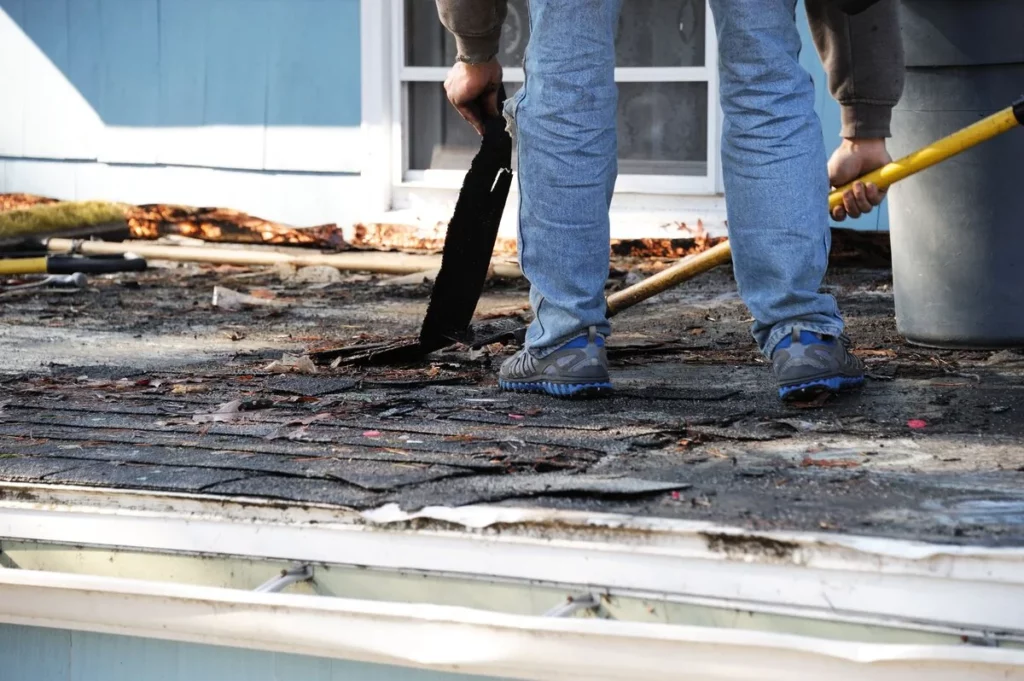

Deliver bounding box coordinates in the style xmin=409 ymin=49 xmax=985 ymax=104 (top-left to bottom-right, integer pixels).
xmin=606 ymin=241 xmax=733 ymax=316
xmin=0 ymin=257 xmax=48 ymax=276
xmin=828 ymin=104 xmax=1021 ymax=211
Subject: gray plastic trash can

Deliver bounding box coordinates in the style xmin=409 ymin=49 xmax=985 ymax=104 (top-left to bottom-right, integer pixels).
xmin=888 ymin=0 xmax=1024 ymax=347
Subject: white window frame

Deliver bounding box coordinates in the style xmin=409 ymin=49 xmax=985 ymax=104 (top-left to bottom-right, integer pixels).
xmin=360 ymin=0 xmax=724 ymax=220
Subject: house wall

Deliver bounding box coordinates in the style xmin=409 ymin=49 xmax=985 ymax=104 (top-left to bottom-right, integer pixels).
xmin=0 ymin=0 xmax=366 ymax=228
xmin=0 ymin=624 xmax=512 ymax=681
xmin=0 ymin=0 xmax=884 ymax=231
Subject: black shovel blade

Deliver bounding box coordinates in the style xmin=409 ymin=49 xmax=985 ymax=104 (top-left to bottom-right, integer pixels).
xmin=418 ymin=101 xmax=513 ymax=353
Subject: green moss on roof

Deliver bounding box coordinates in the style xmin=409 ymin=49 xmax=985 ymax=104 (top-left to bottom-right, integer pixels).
xmin=0 ymin=201 xmax=128 ymax=241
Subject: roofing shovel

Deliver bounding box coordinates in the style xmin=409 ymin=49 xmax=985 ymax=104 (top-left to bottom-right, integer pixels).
xmin=313 ymin=88 xmax=513 ymax=367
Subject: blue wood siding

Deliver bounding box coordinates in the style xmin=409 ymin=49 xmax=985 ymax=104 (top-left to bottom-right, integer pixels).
xmin=0 ymin=624 xmax=513 ymax=681
xmin=0 ymin=0 xmax=362 ymax=171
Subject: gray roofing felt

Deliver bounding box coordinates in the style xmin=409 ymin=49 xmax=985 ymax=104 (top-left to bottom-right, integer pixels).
xmin=2 ymin=264 xmax=1023 ymax=545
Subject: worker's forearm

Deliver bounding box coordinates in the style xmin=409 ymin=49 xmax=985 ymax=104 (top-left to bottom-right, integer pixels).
xmin=434 ymin=0 xmax=508 ymax=64
xmin=805 ymin=0 xmax=905 ymax=139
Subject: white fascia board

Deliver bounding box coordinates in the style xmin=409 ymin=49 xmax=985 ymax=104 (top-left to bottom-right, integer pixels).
xmin=1 ymin=568 xmax=1023 ymax=681
xmin=1 ymin=483 xmax=1023 ymax=633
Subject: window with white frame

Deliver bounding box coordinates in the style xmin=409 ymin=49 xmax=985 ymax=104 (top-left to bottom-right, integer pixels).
xmin=395 ymin=0 xmax=720 ymax=195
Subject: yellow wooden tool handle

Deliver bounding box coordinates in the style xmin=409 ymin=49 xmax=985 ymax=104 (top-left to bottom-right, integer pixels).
xmin=608 ymin=99 xmax=1023 ymax=318
xmin=828 ymin=103 xmax=1022 ymax=211
xmin=0 ymin=257 xmax=48 ymax=276
xmin=606 ymin=241 xmax=733 ymax=316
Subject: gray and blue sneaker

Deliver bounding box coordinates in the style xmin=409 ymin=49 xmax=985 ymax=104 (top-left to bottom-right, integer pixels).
xmin=498 ymin=326 xmax=613 ymax=398
xmin=772 ymin=330 xmax=865 ymax=401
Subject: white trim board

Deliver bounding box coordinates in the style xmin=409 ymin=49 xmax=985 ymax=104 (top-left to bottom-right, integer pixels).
xmin=2 ymin=568 xmax=1024 ymax=681
xmin=360 ymin=0 xmax=395 ymax=215
xmin=6 ymin=540 xmax=1021 ymax=644
xmin=388 ymin=187 xmax=730 ymax=241
xmin=0 ymin=157 xmax=365 ymax=229
xmin=1 ymin=483 xmax=1023 ymax=635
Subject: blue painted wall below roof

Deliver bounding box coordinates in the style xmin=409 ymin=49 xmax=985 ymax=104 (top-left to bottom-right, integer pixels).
xmin=0 ymin=0 xmax=362 ymax=172
xmin=0 ymin=624 xmax=513 ymax=681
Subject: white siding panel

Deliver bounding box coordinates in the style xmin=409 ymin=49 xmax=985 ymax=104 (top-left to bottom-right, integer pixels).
xmin=3 ymin=158 xmax=79 ymax=199
xmin=263 ymin=127 xmax=364 ymax=174
xmin=0 ymin=2 xmax=27 ymax=158
xmin=20 ymin=0 xmax=102 ymax=160
xmin=4 ymin=158 xmax=361 ymax=227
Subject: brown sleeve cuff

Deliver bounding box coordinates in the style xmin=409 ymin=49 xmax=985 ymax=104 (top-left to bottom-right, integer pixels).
xmin=840 ymin=102 xmax=893 ymax=139
xmin=454 ymin=30 xmax=502 ymax=64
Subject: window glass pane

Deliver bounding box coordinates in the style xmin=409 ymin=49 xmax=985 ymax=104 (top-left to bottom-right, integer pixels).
xmin=405 ymin=0 xmax=705 ymax=68
xmin=405 ymin=0 xmax=452 ymax=67
xmin=618 ymin=82 xmax=707 ymax=176
xmin=407 ymin=82 xmax=707 ymax=177
xmin=617 ymin=0 xmax=706 ymax=67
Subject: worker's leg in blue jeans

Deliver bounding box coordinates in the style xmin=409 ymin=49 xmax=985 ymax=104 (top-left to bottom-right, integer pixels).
xmin=501 ymin=0 xmax=860 ymax=399
xmin=509 ymin=0 xmax=839 ymax=358
xmin=708 ymin=0 xmax=844 ymax=354
xmin=708 ymin=0 xmax=864 ymax=399
xmin=497 ymin=0 xmax=621 ymax=397
xmin=504 ymin=0 xmax=622 ymax=353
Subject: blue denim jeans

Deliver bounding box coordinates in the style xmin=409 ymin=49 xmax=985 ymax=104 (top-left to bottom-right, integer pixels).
xmin=505 ymin=0 xmax=844 ymax=358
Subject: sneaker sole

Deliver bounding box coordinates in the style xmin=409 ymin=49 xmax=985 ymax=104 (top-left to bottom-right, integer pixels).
xmin=499 ymin=379 xmax=614 ymax=399
xmin=778 ymin=375 xmax=864 ymax=402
